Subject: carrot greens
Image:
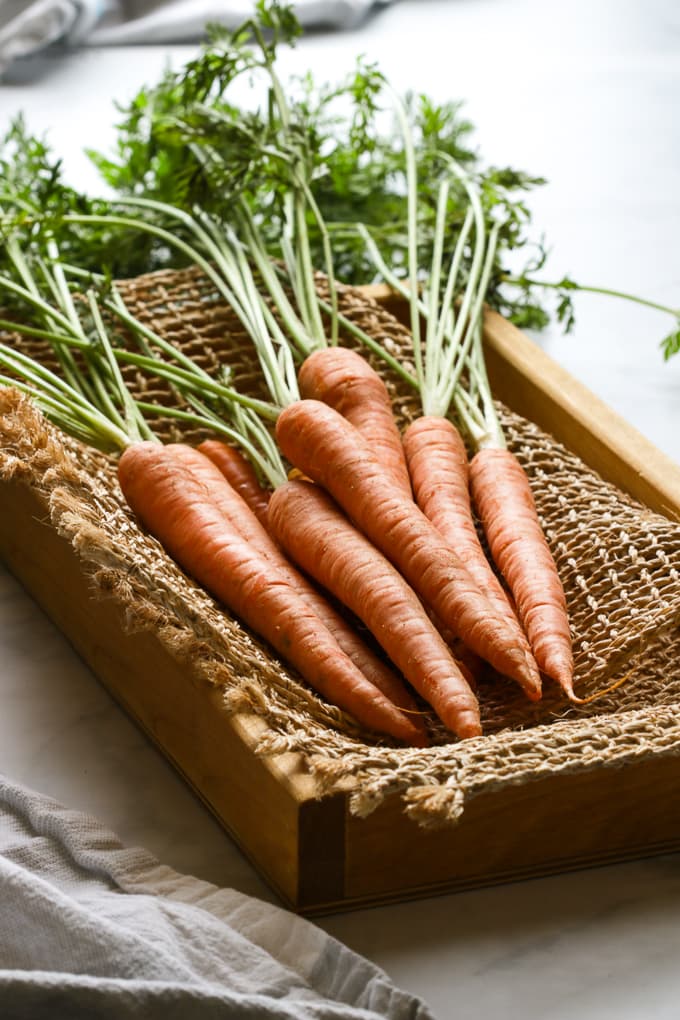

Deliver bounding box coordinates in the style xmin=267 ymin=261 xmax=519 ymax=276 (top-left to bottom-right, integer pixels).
xmin=0 ymin=227 xmax=292 ymax=489
xmin=69 ymin=0 xmax=678 ymax=360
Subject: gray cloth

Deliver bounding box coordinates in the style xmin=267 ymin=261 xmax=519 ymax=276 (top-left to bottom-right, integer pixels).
xmin=0 ymin=0 xmax=393 ymax=73
xmin=0 ymin=775 xmax=435 ymax=1019
xmin=90 ymin=1 xmax=393 ymax=43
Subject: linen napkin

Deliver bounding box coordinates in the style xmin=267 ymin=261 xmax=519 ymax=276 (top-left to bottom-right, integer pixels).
xmin=0 ymin=773 xmax=434 ymax=1019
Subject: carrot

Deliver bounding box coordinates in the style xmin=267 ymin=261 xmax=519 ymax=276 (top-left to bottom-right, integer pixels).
xmin=198 ymin=438 xmax=271 ymax=526
xmin=0 ymin=239 xmax=429 ymax=741
xmin=117 ymin=440 xmax=427 ymax=746
xmin=299 ymin=353 xmax=493 ymax=690
xmin=347 ymin=103 xmax=575 ymax=699
xmin=469 ymin=447 xmax=574 ymax=697
xmin=275 ymin=398 xmax=540 ymax=692
xmin=172 ymin=441 xmax=428 ymax=738
xmin=403 ymin=415 xmax=541 ymax=700
xmin=447 ymin=638 xmax=484 ymax=689
xmin=298 ymin=346 xmax=412 ymax=496
xmin=268 ymin=477 xmax=481 ymax=739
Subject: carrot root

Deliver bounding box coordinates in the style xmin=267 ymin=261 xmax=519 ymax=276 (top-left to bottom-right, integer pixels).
xmin=194 ymin=442 xmax=427 ymax=738
xmin=198 ymin=438 xmax=271 ymax=526
xmin=275 ymin=399 xmax=541 ymax=694
xmin=117 ymin=441 xmax=425 ymax=745
xmin=404 ymin=415 xmax=542 ymax=701
xmin=298 ymin=346 xmax=412 ymax=497
xmin=469 ymin=446 xmax=574 ymax=698
xmin=268 ymin=477 xmax=482 ymax=740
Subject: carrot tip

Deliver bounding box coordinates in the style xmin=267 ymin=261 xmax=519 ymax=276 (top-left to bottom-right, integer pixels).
xmin=546 ymin=671 xmax=583 ymax=704
xmin=564 ymin=668 xmax=633 ymax=706
xmin=517 ymin=657 xmax=543 ymax=701
xmin=454 ymin=713 xmax=483 ymax=740
xmin=458 ymin=723 xmax=483 ymax=740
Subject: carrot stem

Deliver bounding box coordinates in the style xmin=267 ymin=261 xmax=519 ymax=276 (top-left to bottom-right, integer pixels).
xmin=391 ymin=88 xmax=424 ymax=398
xmin=504 ymin=274 xmax=680 ymax=319
xmin=0 ymin=345 xmax=131 ymax=450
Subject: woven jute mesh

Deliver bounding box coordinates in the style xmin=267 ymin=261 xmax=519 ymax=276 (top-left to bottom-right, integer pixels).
xmin=2 ymin=264 xmax=680 ymax=826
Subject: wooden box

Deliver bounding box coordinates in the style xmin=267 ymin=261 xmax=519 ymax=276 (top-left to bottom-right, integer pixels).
xmin=2 ymin=298 xmax=680 ymax=915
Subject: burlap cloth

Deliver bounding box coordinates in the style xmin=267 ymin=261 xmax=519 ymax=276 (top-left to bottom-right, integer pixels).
xmin=2 ymin=265 xmax=680 ymax=827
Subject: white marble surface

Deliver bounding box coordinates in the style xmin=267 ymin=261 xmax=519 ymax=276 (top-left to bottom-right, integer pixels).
xmin=1 ymin=1 xmax=680 ymax=1017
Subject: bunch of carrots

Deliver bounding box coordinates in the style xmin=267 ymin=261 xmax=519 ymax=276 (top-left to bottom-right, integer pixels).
xmin=0 ymin=223 xmax=576 ymax=751
xmin=0 ymin=15 xmax=578 ymax=747
xmin=118 ymin=342 xmax=573 ymax=749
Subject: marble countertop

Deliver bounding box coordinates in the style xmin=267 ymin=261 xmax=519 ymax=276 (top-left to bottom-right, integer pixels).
xmin=2 ymin=1 xmax=680 ymax=1017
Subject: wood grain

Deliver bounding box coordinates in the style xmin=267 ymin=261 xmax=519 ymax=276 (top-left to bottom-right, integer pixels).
xmin=341 ymin=753 xmax=680 ymax=909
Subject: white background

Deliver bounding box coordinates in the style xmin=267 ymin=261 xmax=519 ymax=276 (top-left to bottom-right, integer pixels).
xmin=2 ymin=1 xmax=680 ymax=1017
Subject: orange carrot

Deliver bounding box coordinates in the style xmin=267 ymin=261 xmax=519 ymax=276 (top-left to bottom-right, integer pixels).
xmin=447 ymin=637 xmax=484 ymax=689
xmin=300 ymin=361 xmax=492 ymax=689
xmin=117 ymin=440 xmax=426 ymax=745
xmin=298 ymin=347 xmax=412 ymax=497
xmin=403 ymin=415 xmax=541 ymax=700
xmin=275 ymin=399 xmax=540 ymax=692
xmin=171 ymin=441 xmax=428 ymax=738
xmin=198 ymin=438 xmax=271 ymax=526
xmin=268 ymin=477 xmax=481 ymax=738
xmin=469 ymin=447 xmax=574 ymax=697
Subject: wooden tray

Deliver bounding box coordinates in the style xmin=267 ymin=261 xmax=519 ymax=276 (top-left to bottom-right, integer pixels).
xmin=2 ymin=297 xmax=680 ymax=915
